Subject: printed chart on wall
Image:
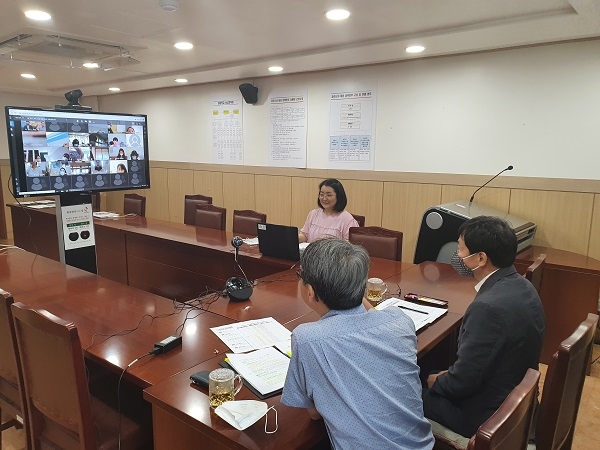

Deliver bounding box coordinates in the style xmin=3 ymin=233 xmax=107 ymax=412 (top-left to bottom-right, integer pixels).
xmin=328 ymin=85 xmax=376 ymax=170
xmin=211 ymin=94 xmax=244 ymax=165
xmin=269 ymin=91 xmax=307 ymax=168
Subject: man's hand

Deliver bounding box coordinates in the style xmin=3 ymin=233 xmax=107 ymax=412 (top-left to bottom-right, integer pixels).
xmin=427 ymin=370 xmax=448 ymax=389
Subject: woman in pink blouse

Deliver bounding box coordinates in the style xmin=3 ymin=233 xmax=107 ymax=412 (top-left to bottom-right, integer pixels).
xmin=299 ymin=179 xmax=358 ymax=243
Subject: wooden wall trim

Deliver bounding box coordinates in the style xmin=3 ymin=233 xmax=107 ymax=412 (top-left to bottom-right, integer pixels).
xmin=3 ymin=159 xmax=600 ymax=261
xmin=147 ymin=161 xmax=600 ymax=194
xmin=1 ymin=159 xmax=599 ymax=193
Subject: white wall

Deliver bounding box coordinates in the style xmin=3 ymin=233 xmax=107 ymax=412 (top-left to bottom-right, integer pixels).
xmin=92 ymin=40 xmax=600 ymax=180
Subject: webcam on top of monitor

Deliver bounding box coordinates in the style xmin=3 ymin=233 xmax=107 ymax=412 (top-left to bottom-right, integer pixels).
xmin=56 ymin=89 xmax=92 ymax=111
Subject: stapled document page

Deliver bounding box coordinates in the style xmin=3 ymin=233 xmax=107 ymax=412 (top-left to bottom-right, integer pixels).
xmin=93 ymin=212 xmax=120 ymax=219
xmin=226 ymin=347 xmax=291 ymax=396
xmin=376 ymin=297 xmax=447 ymax=331
xmin=211 ymin=317 xmax=292 ymax=353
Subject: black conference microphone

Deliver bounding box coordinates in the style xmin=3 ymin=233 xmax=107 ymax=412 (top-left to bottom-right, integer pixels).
xmin=231 ymin=235 xmax=244 ymax=262
xmin=226 ymin=236 xmax=253 ymax=301
xmin=469 ymin=165 xmax=513 ymax=203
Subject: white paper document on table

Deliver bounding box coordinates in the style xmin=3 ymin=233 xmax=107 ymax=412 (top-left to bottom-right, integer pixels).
xmin=226 ymin=347 xmax=291 ymax=395
xmin=211 ymin=317 xmax=292 ymax=353
xmin=28 ymin=203 xmax=55 ymax=209
xmin=376 ymin=297 xmax=447 ymax=332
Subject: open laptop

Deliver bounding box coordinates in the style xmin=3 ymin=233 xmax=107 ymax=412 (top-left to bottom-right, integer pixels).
xmin=257 ymin=223 xmax=301 ymax=261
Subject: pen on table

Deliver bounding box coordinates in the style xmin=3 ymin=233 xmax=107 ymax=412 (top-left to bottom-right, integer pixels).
xmin=398 ymin=305 xmax=428 ymax=315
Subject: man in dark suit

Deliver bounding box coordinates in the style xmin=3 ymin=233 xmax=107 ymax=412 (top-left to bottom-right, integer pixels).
xmin=422 ymin=216 xmax=546 ymax=437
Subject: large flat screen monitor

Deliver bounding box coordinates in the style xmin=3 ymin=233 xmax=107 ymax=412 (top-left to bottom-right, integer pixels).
xmin=5 ymin=106 xmax=150 ymax=197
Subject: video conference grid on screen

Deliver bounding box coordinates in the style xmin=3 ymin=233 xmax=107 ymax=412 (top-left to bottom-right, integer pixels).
xmin=6 ymin=108 xmax=149 ymax=196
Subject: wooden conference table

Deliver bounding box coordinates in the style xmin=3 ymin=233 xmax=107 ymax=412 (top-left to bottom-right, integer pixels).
xmin=143 ymin=262 xmax=476 ymax=450
xmin=0 ymin=243 xmax=476 ymax=449
xmin=10 ymin=202 xmax=600 ymax=365
xmin=9 ymin=203 xmax=296 ymax=300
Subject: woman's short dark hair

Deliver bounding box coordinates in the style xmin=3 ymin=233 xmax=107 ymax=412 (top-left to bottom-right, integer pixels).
xmin=130 ymin=150 xmax=139 ymax=157
xmin=317 ymin=178 xmax=348 ymax=212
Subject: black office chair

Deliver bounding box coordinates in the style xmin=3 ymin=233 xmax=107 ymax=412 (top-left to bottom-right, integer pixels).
xmin=11 ymin=302 xmax=150 ymax=449
xmin=195 ymin=204 xmax=226 ymax=231
xmin=532 ymin=313 xmax=599 ymax=450
xmin=349 ymin=226 xmax=403 ymax=261
xmin=351 ymin=214 xmax=366 ymax=227
xmin=124 ymin=193 xmax=146 ymax=217
xmin=525 ymin=254 xmax=546 ymax=294
xmin=0 ymin=290 xmax=24 ymax=448
xmin=184 ymin=194 xmax=213 ymax=225
xmin=233 ymin=209 xmax=267 ymax=236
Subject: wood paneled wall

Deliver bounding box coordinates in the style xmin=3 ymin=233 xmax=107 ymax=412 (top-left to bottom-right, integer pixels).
xmin=2 ymin=160 xmax=599 ymax=263
xmin=100 ymin=163 xmax=600 ymax=263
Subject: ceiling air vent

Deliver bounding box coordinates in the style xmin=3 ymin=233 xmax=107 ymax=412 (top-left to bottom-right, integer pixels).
xmin=0 ymin=33 xmax=143 ymax=67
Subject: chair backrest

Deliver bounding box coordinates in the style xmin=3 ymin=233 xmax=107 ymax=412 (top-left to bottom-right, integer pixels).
xmin=195 ymin=204 xmax=226 ymax=231
xmin=233 ymin=209 xmax=267 ymax=236
xmin=184 ymin=194 xmax=213 ymax=225
xmin=124 ymin=193 xmax=146 ymax=217
xmin=467 ymin=368 xmax=540 ymax=450
xmin=351 ymin=214 xmax=366 ymax=227
xmin=525 ymin=254 xmax=546 ymax=294
xmin=348 ymin=226 xmax=403 ymax=261
xmin=11 ymin=302 xmax=96 ymax=449
xmin=534 ymin=312 xmax=599 ymax=450
xmin=90 ymin=192 xmax=101 ymax=212
xmin=0 ymin=289 xmax=23 ymax=421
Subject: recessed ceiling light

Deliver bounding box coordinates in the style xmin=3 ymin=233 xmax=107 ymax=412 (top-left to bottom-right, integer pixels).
xmin=24 ymin=10 xmax=52 ymax=21
xmin=406 ymin=45 xmax=425 ymax=54
xmin=174 ymin=42 xmax=194 ymax=50
xmin=21 ymin=73 xmax=36 ymax=79
xmin=325 ymin=9 xmax=351 ymax=21
xmin=175 ymin=78 xmax=188 ymax=83
xmin=108 ymin=87 xmax=121 ymax=92
xmin=83 ymin=62 xmax=99 ymax=69
xmin=268 ymin=66 xmax=283 ymax=73
xmin=159 ymin=0 xmax=179 ymax=12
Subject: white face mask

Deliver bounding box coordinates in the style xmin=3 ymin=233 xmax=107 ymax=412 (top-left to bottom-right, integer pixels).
xmin=214 ymin=400 xmax=278 ymax=433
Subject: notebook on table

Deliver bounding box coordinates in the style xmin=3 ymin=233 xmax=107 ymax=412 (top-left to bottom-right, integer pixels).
xmin=257 ymin=223 xmax=301 ymax=261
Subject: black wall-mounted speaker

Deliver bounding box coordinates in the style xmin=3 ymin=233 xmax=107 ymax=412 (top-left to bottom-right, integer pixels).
xmin=239 ymin=83 xmax=258 ymax=104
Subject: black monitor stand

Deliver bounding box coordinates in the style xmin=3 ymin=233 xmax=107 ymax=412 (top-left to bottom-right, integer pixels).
xmin=55 ymin=192 xmax=97 ymax=274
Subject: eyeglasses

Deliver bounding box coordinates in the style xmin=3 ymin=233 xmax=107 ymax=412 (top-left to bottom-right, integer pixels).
xmin=296 ymin=269 xmax=304 ymax=281
xmin=319 ymin=192 xmax=335 ymax=199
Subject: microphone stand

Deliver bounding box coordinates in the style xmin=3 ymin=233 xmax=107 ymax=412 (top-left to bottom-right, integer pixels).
xmin=469 ymin=165 xmax=513 ymax=203
xmin=227 ymin=237 xmax=253 ymax=301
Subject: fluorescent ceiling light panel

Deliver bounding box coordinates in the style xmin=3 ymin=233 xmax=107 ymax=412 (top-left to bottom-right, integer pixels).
xmin=325 ymin=9 xmax=351 ymax=21
xmin=25 ymin=10 xmax=52 ymax=21
xmin=406 ymin=45 xmax=425 ymax=53
xmin=174 ymin=42 xmax=194 ymax=50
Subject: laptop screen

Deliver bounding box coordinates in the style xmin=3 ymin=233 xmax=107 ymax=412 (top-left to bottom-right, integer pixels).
xmin=257 ymin=223 xmax=300 ymax=261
